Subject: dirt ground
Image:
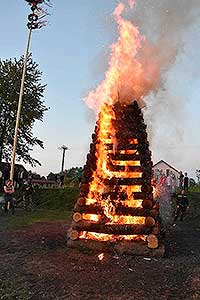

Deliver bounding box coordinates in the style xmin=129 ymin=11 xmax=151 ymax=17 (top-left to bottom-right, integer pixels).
xmin=0 ymin=210 xmax=200 ymax=300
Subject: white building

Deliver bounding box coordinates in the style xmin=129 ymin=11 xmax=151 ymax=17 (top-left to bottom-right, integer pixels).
xmin=153 ymin=160 xmax=180 ymax=187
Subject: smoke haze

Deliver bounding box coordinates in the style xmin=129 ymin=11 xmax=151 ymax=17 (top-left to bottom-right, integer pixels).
xmin=85 ymin=0 xmax=200 ymax=176
xmin=129 ymin=0 xmax=200 ymax=173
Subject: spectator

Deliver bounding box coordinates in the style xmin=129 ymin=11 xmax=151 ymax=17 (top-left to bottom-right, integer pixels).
xmin=23 ymin=180 xmax=33 ymax=211
xmin=173 ymin=190 xmax=189 ymax=225
xmin=4 ymin=180 xmax=15 ymax=215
xmin=183 ymin=172 xmax=189 ymax=192
xmin=179 ymin=171 xmax=184 ymax=189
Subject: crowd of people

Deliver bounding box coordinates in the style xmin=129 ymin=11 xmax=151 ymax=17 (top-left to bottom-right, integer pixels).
xmin=153 ymin=169 xmax=190 ymax=226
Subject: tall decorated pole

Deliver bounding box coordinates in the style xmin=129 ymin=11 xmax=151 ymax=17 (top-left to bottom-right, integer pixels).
xmin=10 ymin=0 xmax=52 ymax=182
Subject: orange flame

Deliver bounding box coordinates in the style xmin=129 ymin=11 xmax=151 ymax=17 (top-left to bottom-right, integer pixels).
xmin=81 ymin=2 xmax=153 ymax=243
xmin=79 ymin=231 xmax=146 ymax=242
xmin=85 ymin=2 xmax=144 ymax=111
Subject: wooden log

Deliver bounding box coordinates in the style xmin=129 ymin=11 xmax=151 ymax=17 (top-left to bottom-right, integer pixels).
xmin=74 ymin=204 xmax=102 ymax=214
xmin=105 ymin=144 xmax=138 ymax=151
xmin=145 ymin=217 xmax=156 ymax=227
xmin=77 ymin=197 xmax=86 ymax=206
xmin=133 ymin=192 xmax=146 ymax=199
xmin=147 ymin=234 xmax=159 ymax=249
xmin=104 ymin=178 xmax=143 ymax=186
xmin=69 ymin=230 xmax=79 ymax=240
xmin=108 ymin=153 xmax=140 ymax=161
xmin=73 ymin=212 xmax=82 ymax=223
xmin=115 ymin=241 xmax=164 ymax=257
xmin=107 ymin=164 xmax=142 ymax=172
xmin=72 ymin=221 xmax=152 ymax=235
xmin=74 ymin=204 xmax=159 ymax=218
xmin=142 ymin=200 xmax=153 ymax=209
xmin=116 ymin=132 xmax=136 ymax=140
xmin=141 ymin=185 xmax=153 ymax=193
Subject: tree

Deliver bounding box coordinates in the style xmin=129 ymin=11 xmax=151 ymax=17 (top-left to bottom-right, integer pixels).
xmin=0 ymin=55 xmax=48 ymax=166
xmin=65 ymin=167 xmax=83 ymax=180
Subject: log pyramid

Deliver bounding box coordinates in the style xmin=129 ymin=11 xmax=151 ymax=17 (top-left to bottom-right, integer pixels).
xmin=68 ymin=101 xmax=165 ymax=257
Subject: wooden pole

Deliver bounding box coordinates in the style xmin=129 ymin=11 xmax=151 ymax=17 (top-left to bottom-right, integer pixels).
xmin=61 ymin=147 xmax=66 ymax=173
xmin=10 ymin=26 xmax=32 ymax=182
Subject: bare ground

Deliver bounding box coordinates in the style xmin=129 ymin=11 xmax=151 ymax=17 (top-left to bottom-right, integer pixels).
xmin=0 ymin=210 xmax=200 ymax=300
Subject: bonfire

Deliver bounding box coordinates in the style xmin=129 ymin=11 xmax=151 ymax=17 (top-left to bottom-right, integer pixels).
xmin=68 ymin=1 xmax=165 ymax=257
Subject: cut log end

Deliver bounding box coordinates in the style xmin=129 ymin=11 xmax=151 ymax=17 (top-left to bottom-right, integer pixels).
xmin=77 ymin=197 xmax=86 ymax=206
xmin=69 ymin=230 xmax=79 ymax=241
xmin=147 ymin=234 xmax=159 ymax=249
xmin=142 ymin=200 xmax=153 ymax=209
xmin=68 ymin=239 xmax=165 ymax=257
xmin=73 ymin=212 xmax=82 ymax=223
xmin=145 ymin=216 xmax=156 ymax=227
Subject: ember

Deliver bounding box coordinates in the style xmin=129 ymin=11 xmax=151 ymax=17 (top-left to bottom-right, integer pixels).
xmin=68 ymin=2 xmax=165 ymax=257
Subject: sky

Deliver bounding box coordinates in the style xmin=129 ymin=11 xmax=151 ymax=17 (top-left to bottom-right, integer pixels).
xmin=0 ymin=0 xmax=200 ymax=178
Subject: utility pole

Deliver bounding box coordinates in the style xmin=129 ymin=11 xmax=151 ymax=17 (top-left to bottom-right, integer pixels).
xmin=10 ymin=0 xmax=51 ymax=182
xmin=59 ymin=145 xmax=69 ymax=173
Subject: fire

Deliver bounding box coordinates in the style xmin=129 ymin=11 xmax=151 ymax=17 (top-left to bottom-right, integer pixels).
xmin=85 ymin=1 xmax=144 ymax=111
xmin=111 ymin=160 xmax=140 ymax=166
xmin=76 ymin=2 xmax=154 ymax=244
xmin=79 ymin=231 xmax=146 ymax=242
xmin=82 ymin=213 xmax=145 ymax=225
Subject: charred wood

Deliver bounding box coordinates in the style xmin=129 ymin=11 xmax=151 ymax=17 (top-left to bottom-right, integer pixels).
xmin=72 ymin=221 xmax=152 ymax=235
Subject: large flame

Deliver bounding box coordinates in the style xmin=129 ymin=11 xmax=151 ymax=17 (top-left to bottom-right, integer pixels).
xmin=85 ymin=2 xmax=145 ymax=112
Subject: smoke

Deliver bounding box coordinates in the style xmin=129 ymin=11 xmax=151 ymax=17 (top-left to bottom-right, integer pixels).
xmin=85 ymin=0 xmax=200 ymax=172
xmin=128 ymin=0 xmax=200 ymax=169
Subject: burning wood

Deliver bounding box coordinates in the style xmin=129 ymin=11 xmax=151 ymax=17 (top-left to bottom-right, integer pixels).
xmin=68 ymin=101 xmax=164 ymax=256
xmin=68 ymin=1 xmax=165 ymax=257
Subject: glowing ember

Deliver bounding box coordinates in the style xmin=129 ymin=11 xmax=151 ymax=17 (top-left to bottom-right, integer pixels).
xmin=111 ymin=160 xmax=140 ymax=166
xmin=82 ymin=214 xmax=145 ymax=225
xmin=79 ymin=232 xmax=147 ymax=242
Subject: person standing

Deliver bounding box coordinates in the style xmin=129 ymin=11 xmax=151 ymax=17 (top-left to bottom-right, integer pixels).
xmin=4 ymin=180 xmax=15 ymax=215
xmin=183 ymin=172 xmax=189 ymax=192
xmin=173 ymin=190 xmax=189 ymax=225
xmin=23 ymin=180 xmax=33 ymax=211
xmin=179 ymin=171 xmax=184 ymax=189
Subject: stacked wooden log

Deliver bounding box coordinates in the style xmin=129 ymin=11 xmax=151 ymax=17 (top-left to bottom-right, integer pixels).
xmin=68 ymin=101 xmax=165 ymax=257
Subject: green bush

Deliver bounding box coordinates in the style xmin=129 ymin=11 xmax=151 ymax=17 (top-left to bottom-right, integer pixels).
xmin=32 ymin=187 xmax=79 ymax=211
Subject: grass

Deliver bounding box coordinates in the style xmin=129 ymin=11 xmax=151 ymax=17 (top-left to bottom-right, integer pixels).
xmin=0 ymin=185 xmax=79 ymax=230
xmin=1 ymin=184 xmax=200 ymax=230
xmin=4 ymin=209 xmax=71 ymax=230
xmin=32 ymin=186 xmax=79 ymax=211
xmin=189 ymin=185 xmax=200 ymax=193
